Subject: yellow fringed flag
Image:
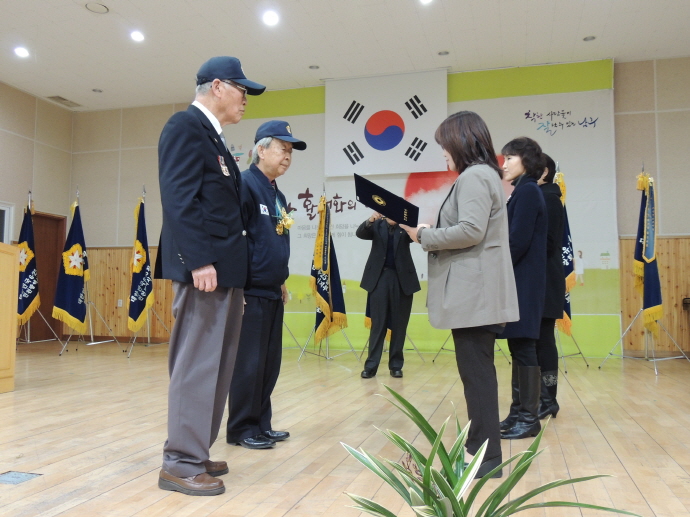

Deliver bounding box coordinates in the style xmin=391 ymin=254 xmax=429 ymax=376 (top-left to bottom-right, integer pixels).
xmin=17 ymin=205 xmax=40 ymax=325
xmin=127 ymin=198 xmax=154 ymax=332
xmin=309 ymin=195 xmax=347 ymax=342
xmin=52 ymin=200 xmax=90 ymax=334
xmin=640 ymin=176 xmax=663 ymax=336
xmin=555 ymin=172 xmax=574 ymax=336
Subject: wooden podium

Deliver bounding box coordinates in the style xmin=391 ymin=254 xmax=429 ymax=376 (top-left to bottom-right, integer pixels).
xmin=0 ymin=242 xmax=19 ymax=393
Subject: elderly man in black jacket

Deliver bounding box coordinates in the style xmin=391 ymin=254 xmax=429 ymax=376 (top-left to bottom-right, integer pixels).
xmin=226 ymin=120 xmax=306 ymax=450
xmin=357 ymin=213 xmax=420 ymax=378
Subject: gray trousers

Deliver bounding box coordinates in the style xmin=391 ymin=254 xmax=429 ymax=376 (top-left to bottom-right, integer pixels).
xmin=162 ymin=281 xmax=244 ymax=478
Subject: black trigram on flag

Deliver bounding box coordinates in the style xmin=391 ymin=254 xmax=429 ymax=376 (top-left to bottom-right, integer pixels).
xmin=405 ymin=138 xmax=427 ymax=161
xmin=343 ymin=142 xmax=364 ymax=165
xmin=343 ymin=101 xmax=365 ymax=124
xmin=405 ymin=95 xmax=427 ymax=119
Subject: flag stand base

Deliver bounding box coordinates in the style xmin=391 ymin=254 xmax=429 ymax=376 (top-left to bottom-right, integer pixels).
xmin=282 ymin=321 xmax=302 ymax=350
xmin=59 ymin=287 xmax=123 ymax=355
xmin=555 ymin=327 xmax=589 ymax=373
xmin=358 ymin=334 xmax=425 ymax=363
xmin=298 ymin=325 xmax=360 ymax=362
xmin=17 ymin=309 xmax=66 ymax=348
xmin=127 ymin=308 xmax=170 ymax=358
xmin=599 ymin=308 xmax=689 ymax=375
xmin=432 ymin=333 xmax=511 ymax=365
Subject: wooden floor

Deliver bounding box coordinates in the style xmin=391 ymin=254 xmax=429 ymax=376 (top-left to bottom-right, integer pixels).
xmin=2 ymin=342 xmax=690 ymax=517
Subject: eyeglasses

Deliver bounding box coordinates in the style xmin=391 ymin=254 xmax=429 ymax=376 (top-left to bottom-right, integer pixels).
xmin=221 ymin=80 xmax=247 ymax=98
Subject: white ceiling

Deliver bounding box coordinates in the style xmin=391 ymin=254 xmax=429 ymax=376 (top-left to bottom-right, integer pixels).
xmin=2 ymin=0 xmax=690 ymax=111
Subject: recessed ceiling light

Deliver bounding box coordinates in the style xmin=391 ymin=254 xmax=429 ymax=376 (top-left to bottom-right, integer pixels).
xmin=85 ymin=3 xmax=109 ymax=14
xmin=420 ymin=0 xmax=433 ymax=4
xmin=131 ymin=31 xmax=145 ymax=42
xmin=438 ymin=50 xmax=449 ymax=56
xmin=583 ymin=35 xmax=596 ymax=42
xmin=263 ymin=10 xmax=279 ymax=26
xmin=92 ymin=89 xmax=103 ymax=93
xmin=309 ymin=65 xmax=320 ymax=70
xmin=14 ymin=47 xmax=30 ymax=58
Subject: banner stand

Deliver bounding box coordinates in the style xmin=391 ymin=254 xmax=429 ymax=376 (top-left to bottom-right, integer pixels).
xmin=555 ymin=328 xmax=589 ymax=373
xmin=432 ymin=333 xmax=510 ymax=365
xmin=298 ymin=325 xmax=359 ymax=362
xmin=598 ymin=308 xmax=689 ymax=375
xmin=17 ymin=309 xmax=65 ymax=347
xmin=127 ymin=308 xmax=170 ymax=358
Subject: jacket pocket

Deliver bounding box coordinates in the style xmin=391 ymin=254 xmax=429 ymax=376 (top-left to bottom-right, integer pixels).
xmin=204 ymin=219 xmax=229 ymax=238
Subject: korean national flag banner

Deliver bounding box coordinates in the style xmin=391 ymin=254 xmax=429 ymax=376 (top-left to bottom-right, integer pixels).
xmin=128 ymin=198 xmax=154 ymax=332
xmin=53 ymin=201 xmax=90 ymax=334
xmin=17 ymin=206 xmax=40 ymax=325
xmin=325 ymin=69 xmax=447 ymax=177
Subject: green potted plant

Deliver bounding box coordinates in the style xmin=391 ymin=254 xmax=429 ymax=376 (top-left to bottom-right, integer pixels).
xmin=342 ymin=386 xmax=640 ymax=517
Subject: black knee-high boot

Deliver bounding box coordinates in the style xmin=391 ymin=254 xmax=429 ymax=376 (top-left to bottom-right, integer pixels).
xmin=501 ymin=365 xmax=541 ymax=440
xmin=500 ymin=363 xmax=520 ymax=431
xmin=538 ymin=370 xmax=559 ymax=419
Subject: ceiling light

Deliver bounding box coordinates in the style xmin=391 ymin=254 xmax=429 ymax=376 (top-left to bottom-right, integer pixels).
xmin=85 ymin=3 xmax=109 ymax=14
xmin=583 ymin=35 xmax=596 ymax=42
xmin=263 ymin=10 xmax=279 ymax=26
xmin=131 ymin=31 xmax=145 ymax=42
xmin=92 ymin=89 xmax=103 ymax=93
xmin=438 ymin=50 xmax=449 ymax=56
xmin=420 ymin=0 xmax=433 ymax=4
xmin=14 ymin=47 xmax=30 ymax=58
xmin=309 ymin=65 xmax=320 ymax=70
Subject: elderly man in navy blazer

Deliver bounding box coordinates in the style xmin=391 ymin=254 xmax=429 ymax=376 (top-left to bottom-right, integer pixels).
xmin=154 ymin=56 xmax=265 ymax=496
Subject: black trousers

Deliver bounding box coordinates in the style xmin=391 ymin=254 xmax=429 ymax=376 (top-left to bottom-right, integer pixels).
xmin=507 ymin=337 xmax=538 ymax=367
xmin=226 ymin=295 xmax=283 ymax=442
xmin=365 ymin=268 xmax=413 ymax=372
xmin=452 ymin=327 xmax=502 ymax=461
xmin=536 ymin=317 xmax=559 ymax=371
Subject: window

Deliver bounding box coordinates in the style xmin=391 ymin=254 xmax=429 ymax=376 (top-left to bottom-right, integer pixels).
xmin=0 ymin=202 xmax=14 ymax=244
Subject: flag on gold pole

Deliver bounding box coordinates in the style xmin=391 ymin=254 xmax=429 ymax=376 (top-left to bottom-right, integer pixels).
xmin=17 ymin=204 xmax=40 ymax=324
xmin=127 ymin=197 xmax=154 ymax=332
xmin=555 ymin=171 xmax=574 ymax=336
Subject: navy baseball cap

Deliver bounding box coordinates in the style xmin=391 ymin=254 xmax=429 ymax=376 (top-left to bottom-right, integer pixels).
xmin=255 ymin=120 xmax=307 ymax=150
xmin=196 ymin=56 xmax=266 ymax=96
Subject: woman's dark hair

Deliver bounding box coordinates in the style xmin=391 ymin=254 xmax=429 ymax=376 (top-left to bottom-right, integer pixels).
xmin=434 ymin=111 xmax=502 ymax=178
xmin=542 ymin=153 xmax=556 ymax=184
xmin=501 ymin=137 xmax=545 ymax=179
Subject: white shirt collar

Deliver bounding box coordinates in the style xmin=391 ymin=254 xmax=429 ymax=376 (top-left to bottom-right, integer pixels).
xmin=192 ymin=100 xmax=222 ymax=135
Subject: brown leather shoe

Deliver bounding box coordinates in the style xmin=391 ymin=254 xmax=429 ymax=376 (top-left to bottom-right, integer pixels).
xmin=203 ymin=459 xmax=229 ymax=477
xmin=158 ymin=469 xmax=225 ymax=496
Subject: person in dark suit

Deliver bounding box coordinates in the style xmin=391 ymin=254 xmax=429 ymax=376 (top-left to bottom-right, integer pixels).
xmin=357 ymin=212 xmax=420 ymax=378
xmin=498 ymin=137 xmax=548 ymax=440
xmin=226 ymin=121 xmax=306 ymax=450
xmin=536 ymin=154 xmax=565 ymax=419
xmin=154 ymin=56 xmax=265 ymax=496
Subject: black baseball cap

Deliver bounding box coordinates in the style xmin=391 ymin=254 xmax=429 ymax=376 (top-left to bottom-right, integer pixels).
xmin=255 ymin=120 xmax=307 ymax=150
xmin=196 ymin=56 xmax=266 ymax=96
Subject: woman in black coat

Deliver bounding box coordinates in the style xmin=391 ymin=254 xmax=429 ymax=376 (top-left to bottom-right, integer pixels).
xmin=498 ymin=137 xmax=548 ymax=440
xmin=536 ymin=154 xmax=565 ymax=419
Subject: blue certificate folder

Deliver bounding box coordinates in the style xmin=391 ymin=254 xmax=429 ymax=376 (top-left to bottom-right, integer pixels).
xmin=354 ymin=174 xmax=419 ymax=226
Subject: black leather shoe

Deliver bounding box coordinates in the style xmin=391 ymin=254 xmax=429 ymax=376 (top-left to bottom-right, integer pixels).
xmin=390 ymin=370 xmax=403 ymax=378
xmin=230 ymin=434 xmax=275 ymax=449
xmin=361 ymin=369 xmax=376 ymax=378
xmin=263 ymin=429 xmax=289 ymax=442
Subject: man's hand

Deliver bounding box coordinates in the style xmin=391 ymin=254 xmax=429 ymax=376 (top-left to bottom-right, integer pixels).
xmin=400 ymin=223 xmax=430 ymax=243
xmin=191 ymin=264 xmax=217 ymax=292
xmin=368 ymin=212 xmax=382 ymax=223
xmin=281 ymin=284 xmax=289 ymax=305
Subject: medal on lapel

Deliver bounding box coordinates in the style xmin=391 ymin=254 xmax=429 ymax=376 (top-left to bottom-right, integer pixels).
xmin=218 ymin=156 xmax=230 ymax=176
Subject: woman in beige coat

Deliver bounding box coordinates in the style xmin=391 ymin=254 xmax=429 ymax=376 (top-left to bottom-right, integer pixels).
xmin=402 ymin=111 xmax=518 ymax=479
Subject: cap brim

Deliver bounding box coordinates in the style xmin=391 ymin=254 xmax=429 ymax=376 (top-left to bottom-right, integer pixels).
xmin=234 ymin=78 xmax=266 ymax=96
xmin=280 ymin=136 xmax=307 ymax=151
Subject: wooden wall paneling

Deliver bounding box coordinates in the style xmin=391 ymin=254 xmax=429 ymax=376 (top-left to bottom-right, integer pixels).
xmin=619 ymin=237 xmax=690 ymax=353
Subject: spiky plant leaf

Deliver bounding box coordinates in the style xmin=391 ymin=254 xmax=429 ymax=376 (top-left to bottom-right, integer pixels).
xmin=341 ymin=443 xmax=411 ymax=504
xmin=422 ymin=417 xmax=449 ymax=505
xmin=431 ymin=468 xmax=465 ymax=517
xmin=511 ymin=501 xmax=642 ymax=516
xmin=346 ymin=493 xmax=398 ymax=517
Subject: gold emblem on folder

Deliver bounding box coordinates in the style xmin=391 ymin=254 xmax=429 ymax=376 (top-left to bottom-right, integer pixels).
xmin=372 ymin=195 xmax=386 ymax=206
